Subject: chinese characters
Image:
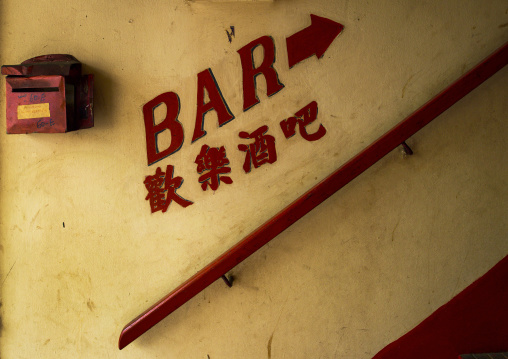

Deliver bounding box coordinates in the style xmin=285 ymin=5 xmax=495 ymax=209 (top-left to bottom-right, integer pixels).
xmin=195 ymin=145 xmax=233 ymax=191
xmin=144 ymin=165 xmax=194 ymax=213
xmin=279 ymin=101 xmax=326 ymax=141
xmin=144 ymin=101 xmax=326 ymax=214
xmin=238 ymin=125 xmax=277 ymax=173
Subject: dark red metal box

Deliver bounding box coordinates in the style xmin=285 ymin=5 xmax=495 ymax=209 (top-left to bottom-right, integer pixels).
xmin=1 ymin=54 xmax=93 ymax=134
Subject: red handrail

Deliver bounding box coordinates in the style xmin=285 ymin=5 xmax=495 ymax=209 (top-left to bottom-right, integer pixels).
xmin=119 ymin=41 xmax=508 ymax=350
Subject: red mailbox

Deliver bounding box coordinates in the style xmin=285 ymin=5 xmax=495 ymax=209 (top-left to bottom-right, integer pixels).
xmin=1 ymin=54 xmax=93 ymax=133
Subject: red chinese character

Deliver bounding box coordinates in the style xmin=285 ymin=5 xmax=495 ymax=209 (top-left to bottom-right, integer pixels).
xmin=280 ymin=101 xmax=326 ymax=141
xmin=195 ymin=145 xmax=233 ymax=191
xmin=144 ymin=165 xmax=193 ymax=213
xmin=238 ymin=125 xmax=277 ymax=173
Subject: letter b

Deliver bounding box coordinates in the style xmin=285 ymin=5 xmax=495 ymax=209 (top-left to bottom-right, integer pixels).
xmin=143 ymin=92 xmax=184 ymax=166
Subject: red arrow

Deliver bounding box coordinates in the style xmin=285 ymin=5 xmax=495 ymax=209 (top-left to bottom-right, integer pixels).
xmin=286 ymin=14 xmax=344 ymax=68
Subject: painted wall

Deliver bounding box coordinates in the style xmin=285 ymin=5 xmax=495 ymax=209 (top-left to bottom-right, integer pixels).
xmin=0 ymin=0 xmax=507 ymax=358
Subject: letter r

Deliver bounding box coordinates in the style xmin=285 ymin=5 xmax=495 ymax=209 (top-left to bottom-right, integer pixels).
xmin=238 ymin=36 xmax=284 ymax=111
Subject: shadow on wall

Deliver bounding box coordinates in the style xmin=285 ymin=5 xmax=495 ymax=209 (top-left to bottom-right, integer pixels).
xmin=81 ymin=64 xmax=116 ymax=130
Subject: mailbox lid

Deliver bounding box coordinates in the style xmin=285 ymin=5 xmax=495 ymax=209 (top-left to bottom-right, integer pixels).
xmin=1 ymin=54 xmax=81 ymax=77
xmin=6 ymin=75 xmax=67 ymax=134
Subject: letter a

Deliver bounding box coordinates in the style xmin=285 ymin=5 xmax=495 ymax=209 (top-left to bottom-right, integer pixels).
xmin=143 ymin=92 xmax=184 ymax=166
xmin=192 ymin=68 xmax=235 ymax=143
xmin=237 ymin=36 xmax=284 ymax=111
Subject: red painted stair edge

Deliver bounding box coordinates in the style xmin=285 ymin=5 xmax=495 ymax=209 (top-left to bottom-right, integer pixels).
xmin=373 ymin=254 xmax=508 ymax=359
xmin=119 ymin=41 xmax=508 ymax=350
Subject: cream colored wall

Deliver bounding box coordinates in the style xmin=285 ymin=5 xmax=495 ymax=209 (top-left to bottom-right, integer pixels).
xmin=0 ymin=1 xmax=507 ymax=358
